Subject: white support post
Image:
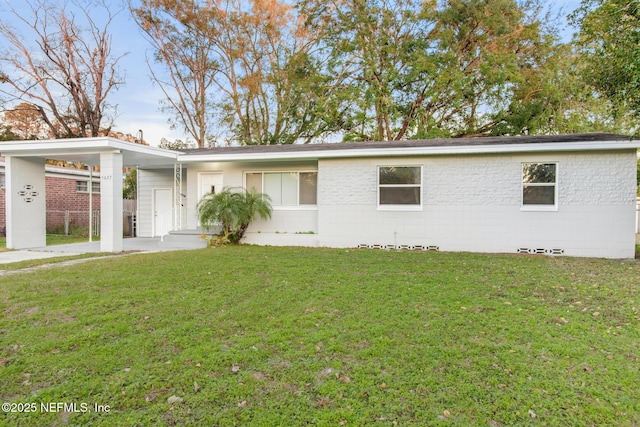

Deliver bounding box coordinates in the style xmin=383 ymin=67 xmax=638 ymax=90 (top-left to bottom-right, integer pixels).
xmin=174 ymin=163 xmax=183 ymax=230
xmin=5 ymin=156 xmax=47 ymax=249
xmin=88 ymin=165 xmax=93 ymax=242
xmin=100 ymin=151 xmax=123 ymax=252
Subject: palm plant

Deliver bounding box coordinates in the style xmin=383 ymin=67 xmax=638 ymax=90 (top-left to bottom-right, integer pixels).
xmin=197 ymin=186 xmax=272 ymax=244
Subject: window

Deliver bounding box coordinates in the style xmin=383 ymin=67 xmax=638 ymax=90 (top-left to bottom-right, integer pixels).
xmin=0 ymin=173 xmax=5 ymax=189
xmin=378 ymin=166 xmax=422 ymax=208
xmin=522 ymin=163 xmax=557 ymax=209
xmin=76 ymin=180 xmax=100 ymax=193
xmin=245 ymin=171 xmax=317 ymax=207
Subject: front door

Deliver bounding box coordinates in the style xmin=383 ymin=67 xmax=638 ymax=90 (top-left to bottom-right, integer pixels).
xmin=198 ymin=172 xmax=223 ymax=201
xmin=153 ymin=188 xmax=173 ymax=236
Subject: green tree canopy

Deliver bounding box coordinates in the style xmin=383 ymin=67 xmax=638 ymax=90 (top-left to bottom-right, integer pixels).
xmin=571 ymin=0 xmax=640 ymax=123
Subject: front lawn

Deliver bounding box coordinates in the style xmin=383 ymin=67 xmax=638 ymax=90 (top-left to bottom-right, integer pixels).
xmin=1 ymin=246 xmax=638 ymax=425
xmin=0 ymin=235 xmax=98 ymax=250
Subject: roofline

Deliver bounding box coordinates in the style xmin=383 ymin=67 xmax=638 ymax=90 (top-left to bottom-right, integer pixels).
xmin=178 ymin=139 xmax=640 ymax=163
xmin=0 ymin=137 xmax=180 ymax=160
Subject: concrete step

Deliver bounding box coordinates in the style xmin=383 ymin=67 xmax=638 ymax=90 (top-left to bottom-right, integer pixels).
xmin=169 ymin=227 xmax=221 ymax=236
xmin=158 ymin=233 xmax=207 ymax=250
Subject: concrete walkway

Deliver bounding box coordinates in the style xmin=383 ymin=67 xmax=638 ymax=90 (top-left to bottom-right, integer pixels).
xmin=0 ymin=236 xmax=206 ymax=265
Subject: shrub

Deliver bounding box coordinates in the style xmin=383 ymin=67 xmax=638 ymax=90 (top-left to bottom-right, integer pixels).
xmin=197 ymin=187 xmax=272 ymax=244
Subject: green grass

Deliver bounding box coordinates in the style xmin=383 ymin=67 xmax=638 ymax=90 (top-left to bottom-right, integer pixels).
xmin=45 ymin=235 xmax=99 ymax=246
xmin=0 ymin=235 xmax=98 ymax=250
xmin=0 ymin=253 xmax=110 ymax=272
xmin=1 ymin=246 xmax=639 ymax=426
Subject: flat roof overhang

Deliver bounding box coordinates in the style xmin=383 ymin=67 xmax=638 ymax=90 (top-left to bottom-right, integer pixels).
xmin=0 ymin=137 xmax=180 ymax=168
xmin=177 ymin=139 xmax=640 ymax=163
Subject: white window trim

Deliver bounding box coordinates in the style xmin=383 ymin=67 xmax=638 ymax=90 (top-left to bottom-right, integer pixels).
xmin=521 ymin=162 xmax=558 ymax=212
xmin=243 ymin=170 xmax=318 ymax=208
xmin=76 ymin=180 xmax=101 ymax=193
xmin=377 ymin=165 xmax=424 ymax=211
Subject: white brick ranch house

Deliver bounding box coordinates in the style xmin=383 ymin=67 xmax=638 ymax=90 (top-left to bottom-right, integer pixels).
xmin=1 ymin=133 xmax=639 ymax=258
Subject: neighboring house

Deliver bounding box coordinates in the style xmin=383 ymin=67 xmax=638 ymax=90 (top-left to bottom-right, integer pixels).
xmin=1 ymin=133 xmax=638 ymax=258
xmin=0 ymin=160 xmax=100 ymax=235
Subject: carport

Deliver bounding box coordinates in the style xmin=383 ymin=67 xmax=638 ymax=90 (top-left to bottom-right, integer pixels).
xmin=1 ymin=137 xmax=178 ymax=252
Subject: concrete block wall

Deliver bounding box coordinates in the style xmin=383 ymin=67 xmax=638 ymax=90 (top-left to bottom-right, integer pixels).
xmin=316 ymin=151 xmax=638 ymax=258
xmin=637 ymin=198 xmax=640 ymax=233
xmin=137 ymin=151 xmax=636 ymax=258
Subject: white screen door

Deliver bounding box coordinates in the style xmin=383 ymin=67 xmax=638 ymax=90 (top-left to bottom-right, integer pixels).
xmin=153 ymin=188 xmax=173 ymax=236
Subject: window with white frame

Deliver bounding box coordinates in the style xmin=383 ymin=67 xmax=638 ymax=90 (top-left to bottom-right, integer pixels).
xmin=378 ymin=166 xmax=422 ymax=207
xmin=245 ymin=171 xmax=317 ymax=206
xmin=522 ymin=163 xmax=557 ymax=208
xmin=76 ymin=180 xmax=100 ymax=193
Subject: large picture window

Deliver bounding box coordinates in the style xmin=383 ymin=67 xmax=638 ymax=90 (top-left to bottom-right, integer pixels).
xmin=245 ymin=171 xmax=317 ymax=207
xmin=522 ymin=163 xmax=557 ymax=209
xmin=378 ymin=166 xmax=422 ymax=208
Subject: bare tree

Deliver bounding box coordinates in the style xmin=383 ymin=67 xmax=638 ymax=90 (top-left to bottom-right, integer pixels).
xmin=132 ymin=0 xmax=336 ymax=147
xmin=132 ymin=0 xmax=219 ymax=148
xmin=0 ymin=0 xmax=126 ymax=138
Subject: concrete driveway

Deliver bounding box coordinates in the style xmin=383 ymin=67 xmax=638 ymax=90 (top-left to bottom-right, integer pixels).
xmin=0 ymin=236 xmax=206 ymax=265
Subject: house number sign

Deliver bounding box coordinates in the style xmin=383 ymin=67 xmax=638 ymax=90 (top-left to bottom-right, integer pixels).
xmin=18 ymin=184 xmax=39 ymax=203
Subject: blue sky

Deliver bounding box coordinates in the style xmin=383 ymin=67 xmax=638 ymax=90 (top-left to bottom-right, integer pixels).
xmin=2 ymin=0 xmax=585 ymax=146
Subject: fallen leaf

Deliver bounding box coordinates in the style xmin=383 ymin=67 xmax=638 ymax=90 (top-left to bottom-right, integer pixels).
xmin=194 ymin=381 xmax=200 ymax=393
xmin=443 ymin=410 xmax=451 ymax=417
xmin=528 ymin=409 xmax=537 ymax=419
xmin=238 ymin=400 xmax=247 ymax=408
xmin=167 ymin=395 xmax=183 ymax=405
xmin=232 ymin=363 xmax=240 ymax=373
xmin=339 ymin=375 xmax=351 ymax=383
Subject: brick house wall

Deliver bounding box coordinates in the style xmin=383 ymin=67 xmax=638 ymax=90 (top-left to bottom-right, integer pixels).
xmin=45 ymin=175 xmax=101 ymax=232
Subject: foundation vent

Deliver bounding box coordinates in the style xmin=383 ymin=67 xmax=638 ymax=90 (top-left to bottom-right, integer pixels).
xmin=517 ymin=248 xmax=565 ymax=256
xmin=358 ymin=244 xmax=439 ymax=251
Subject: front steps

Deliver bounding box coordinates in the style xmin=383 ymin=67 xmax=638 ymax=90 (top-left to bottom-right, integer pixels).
xmin=159 ymin=231 xmax=208 ymax=250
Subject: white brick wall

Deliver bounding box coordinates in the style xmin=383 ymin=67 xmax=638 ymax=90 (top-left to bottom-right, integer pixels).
xmin=140 ymin=151 xmax=637 ymax=258
xmin=317 ymin=151 xmax=638 ymax=258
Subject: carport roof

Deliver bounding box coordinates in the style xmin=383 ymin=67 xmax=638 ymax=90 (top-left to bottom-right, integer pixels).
xmin=0 ymin=137 xmax=180 ymax=168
